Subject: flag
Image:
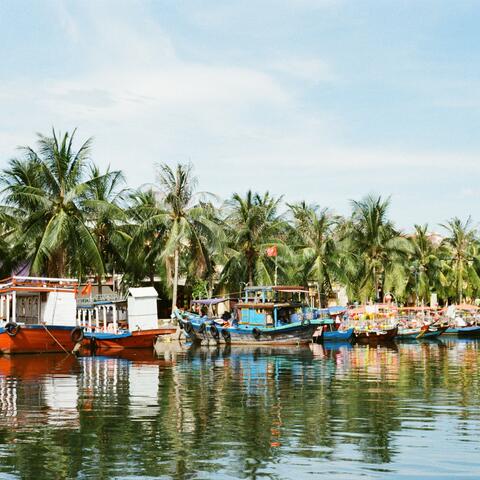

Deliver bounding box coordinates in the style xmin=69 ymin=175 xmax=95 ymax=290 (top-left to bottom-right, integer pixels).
xmin=81 ymin=282 xmax=92 ymax=296
xmin=266 ymin=245 xmax=278 ymax=257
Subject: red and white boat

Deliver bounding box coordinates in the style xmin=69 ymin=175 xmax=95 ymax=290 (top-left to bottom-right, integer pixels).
xmin=78 ymin=287 xmax=175 ymax=350
xmin=0 ymin=276 xmax=83 ymax=354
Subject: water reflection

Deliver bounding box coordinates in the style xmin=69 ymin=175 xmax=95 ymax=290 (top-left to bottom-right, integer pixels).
xmin=0 ymin=340 xmax=479 ymax=479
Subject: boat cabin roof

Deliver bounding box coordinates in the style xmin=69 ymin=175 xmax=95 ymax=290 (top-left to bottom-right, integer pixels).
xmin=244 ymin=285 xmax=309 ymax=294
xmin=0 ymin=276 xmax=78 ymax=294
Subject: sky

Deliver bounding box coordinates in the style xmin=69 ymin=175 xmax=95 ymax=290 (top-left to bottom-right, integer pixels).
xmin=1 ymin=0 xmax=479 ymax=230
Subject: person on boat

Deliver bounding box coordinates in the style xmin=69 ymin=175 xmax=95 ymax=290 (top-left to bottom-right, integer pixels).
xmin=221 ymin=311 xmax=232 ymax=326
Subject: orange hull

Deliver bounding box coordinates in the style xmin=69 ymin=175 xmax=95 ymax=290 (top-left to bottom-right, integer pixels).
xmin=85 ymin=328 xmax=176 ymax=350
xmin=0 ymin=325 xmax=76 ymax=354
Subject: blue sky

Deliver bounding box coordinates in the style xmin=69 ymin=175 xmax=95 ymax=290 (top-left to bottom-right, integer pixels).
xmin=1 ymin=0 xmax=479 ymax=229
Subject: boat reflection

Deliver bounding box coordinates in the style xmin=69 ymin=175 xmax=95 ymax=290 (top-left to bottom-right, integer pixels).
xmin=0 ymin=340 xmax=479 ymax=479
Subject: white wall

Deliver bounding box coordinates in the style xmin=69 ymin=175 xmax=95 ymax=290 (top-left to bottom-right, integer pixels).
xmin=43 ymin=291 xmax=77 ymax=326
xmin=127 ymin=296 xmax=158 ymax=330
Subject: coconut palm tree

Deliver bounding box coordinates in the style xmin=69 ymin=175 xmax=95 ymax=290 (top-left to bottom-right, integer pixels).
xmin=83 ymin=164 xmax=128 ymax=291
xmin=153 ymin=163 xmax=221 ymax=311
xmin=440 ymin=217 xmax=480 ymax=303
xmin=0 ymin=129 xmax=104 ymax=277
xmin=220 ymin=191 xmax=286 ymax=288
xmin=124 ymin=189 xmax=167 ymax=287
xmin=288 ymin=202 xmax=345 ymax=307
xmin=347 ymin=195 xmax=411 ymax=302
xmin=406 ymin=224 xmax=442 ymax=304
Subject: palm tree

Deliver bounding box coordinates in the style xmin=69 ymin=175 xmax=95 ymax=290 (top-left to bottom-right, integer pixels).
xmin=84 ymin=164 xmax=127 ymax=291
xmin=347 ymin=195 xmax=411 ymax=302
xmin=1 ymin=129 xmax=104 ymax=277
xmin=288 ymin=202 xmax=344 ymax=307
xmin=220 ymin=191 xmax=285 ymax=288
xmin=154 ymin=163 xmax=220 ymax=311
xmin=440 ymin=217 xmax=480 ymax=303
xmin=406 ymin=224 xmax=441 ymax=304
xmin=124 ymin=189 xmax=167 ymax=287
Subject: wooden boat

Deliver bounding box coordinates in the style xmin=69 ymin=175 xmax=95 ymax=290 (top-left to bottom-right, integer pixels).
xmin=323 ymin=328 xmax=355 ymax=342
xmin=444 ymin=326 xmax=480 ymax=337
xmin=175 ymin=286 xmax=323 ymax=345
xmin=396 ymin=325 xmax=448 ymax=340
xmin=355 ymin=326 xmax=398 ymax=344
xmin=85 ymin=327 xmax=176 ymax=350
xmin=80 ymin=287 xmax=175 ymax=350
xmin=0 ymin=276 xmax=82 ymax=354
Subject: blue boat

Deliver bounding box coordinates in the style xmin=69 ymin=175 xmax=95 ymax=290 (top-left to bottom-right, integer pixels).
xmin=322 ymin=328 xmax=355 ymax=342
xmin=396 ymin=326 xmax=448 ymax=340
xmin=175 ymin=286 xmax=325 ymax=345
xmin=444 ymin=326 xmax=480 ymax=337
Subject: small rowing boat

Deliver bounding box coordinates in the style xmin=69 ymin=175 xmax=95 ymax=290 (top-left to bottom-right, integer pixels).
xmin=396 ymin=326 xmax=447 ymax=340
xmin=355 ymin=326 xmax=398 ymax=344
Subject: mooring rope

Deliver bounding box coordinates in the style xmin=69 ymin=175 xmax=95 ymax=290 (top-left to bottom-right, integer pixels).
xmin=40 ymin=323 xmax=71 ymax=355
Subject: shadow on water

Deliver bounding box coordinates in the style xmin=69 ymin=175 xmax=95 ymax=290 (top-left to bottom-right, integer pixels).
xmin=0 ymin=339 xmax=479 ymax=479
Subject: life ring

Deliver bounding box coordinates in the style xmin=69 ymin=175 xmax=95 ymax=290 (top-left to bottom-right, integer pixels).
xmin=184 ymin=322 xmax=194 ymax=335
xmin=70 ymin=327 xmax=84 ymax=343
xmin=178 ymin=321 xmax=184 ymax=330
xmin=221 ymin=328 xmax=231 ymax=342
xmin=198 ymin=322 xmax=207 ymax=334
xmin=252 ymin=328 xmax=261 ymax=340
xmin=209 ymin=323 xmax=220 ymax=340
xmin=5 ymin=322 xmax=20 ymax=337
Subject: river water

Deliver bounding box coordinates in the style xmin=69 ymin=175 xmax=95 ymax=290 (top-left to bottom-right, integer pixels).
xmin=0 ymin=339 xmax=479 ymax=479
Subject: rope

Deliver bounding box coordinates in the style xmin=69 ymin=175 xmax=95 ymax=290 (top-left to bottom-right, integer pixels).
xmin=40 ymin=323 xmax=71 ymax=355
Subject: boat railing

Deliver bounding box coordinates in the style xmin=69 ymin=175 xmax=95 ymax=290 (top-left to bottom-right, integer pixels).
xmin=0 ymin=276 xmax=78 ymax=292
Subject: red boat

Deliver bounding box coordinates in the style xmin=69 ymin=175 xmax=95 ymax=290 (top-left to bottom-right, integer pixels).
xmin=84 ymin=327 xmax=176 ymax=350
xmin=78 ymin=287 xmax=176 ymax=350
xmin=0 ymin=276 xmax=82 ymax=354
xmin=0 ymin=325 xmax=81 ymax=354
xmin=355 ymin=326 xmax=398 ymax=344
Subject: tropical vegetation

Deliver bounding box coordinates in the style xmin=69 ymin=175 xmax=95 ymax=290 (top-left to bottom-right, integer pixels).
xmin=1 ymin=129 xmax=479 ymax=307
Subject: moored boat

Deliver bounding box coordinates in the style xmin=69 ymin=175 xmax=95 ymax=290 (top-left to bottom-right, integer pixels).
xmin=396 ymin=325 xmax=448 ymax=340
xmin=80 ymin=287 xmax=175 ymax=350
xmin=444 ymin=326 xmax=480 ymax=337
xmin=175 ymin=286 xmax=323 ymax=345
xmin=0 ymin=276 xmax=83 ymax=354
xmin=355 ymin=326 xmax=398 ymax=344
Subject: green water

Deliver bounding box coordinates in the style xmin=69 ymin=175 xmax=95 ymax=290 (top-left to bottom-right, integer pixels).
xmin=0 ymin=339 xmax=479 ymax=479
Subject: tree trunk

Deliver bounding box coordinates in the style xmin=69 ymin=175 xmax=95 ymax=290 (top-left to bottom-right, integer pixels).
xmin=97 ymin=275 xmax=103 ymax=294
xmin=171 ymin=248 xmax=179 ymax=313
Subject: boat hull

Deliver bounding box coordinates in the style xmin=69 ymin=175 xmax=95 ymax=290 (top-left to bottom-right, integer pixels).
xmin=180 ymin=320 xmax=317 ymax=345
xmin=0 ymin=325 xmax=77 ymax=354
xmin=84 ymin=328 xmax=177 ymax=350
xmin=445 ymin=326 xmax=480 ymax=337
xmin=355 ymin=327 xmax=398 ymax=344
xmin=396 ymin=326 xmax=447 ymax=340
xmin=317 ymin=328 xmax=355 ymax=342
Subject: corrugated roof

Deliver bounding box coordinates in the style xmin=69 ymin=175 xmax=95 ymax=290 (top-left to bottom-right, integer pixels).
xmin=128 ymin=287 xmax=158 ymax=298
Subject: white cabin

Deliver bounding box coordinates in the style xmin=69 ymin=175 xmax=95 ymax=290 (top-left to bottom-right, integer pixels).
xmin=0 ymin=276 xmax=78 ymax=327
xmin=77 ymin=287 xmax=159 ymax=333
xmin=127 ymin=287 xmax=158 ymax=331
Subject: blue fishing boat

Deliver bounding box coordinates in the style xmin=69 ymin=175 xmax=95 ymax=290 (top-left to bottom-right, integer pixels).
xmin=175 ymin=286 xmax=324 ymax=345
xmin=323 ymin=328 xmax=355 ymax=342
xmin=444 ymin=326 xmax=480 ymax=337
xmin=396 ymin=326 xmax=448 ymax=340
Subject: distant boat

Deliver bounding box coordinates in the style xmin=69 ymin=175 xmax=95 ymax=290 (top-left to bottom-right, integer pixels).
xmin=355 ymin=326 xmax=398 ymax=344
xmin=396 ymin=326 xmax=447 ymax=340
xmin=175 ymin=286 xmax=323 ymax=345
xmin=444 ymin=326 xmax=480 ymax=337
xmin=0 ymin=276 xmax=83 ymax=354
xmin=322 ymin=328 xmax=355 ymax=342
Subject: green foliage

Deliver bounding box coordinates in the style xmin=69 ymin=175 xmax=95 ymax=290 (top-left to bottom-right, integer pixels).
xmin=2 ymin=129 xmax=480 ymax=307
